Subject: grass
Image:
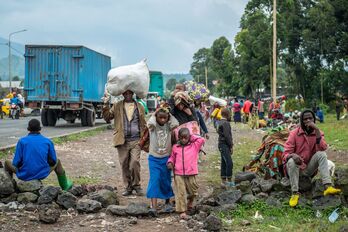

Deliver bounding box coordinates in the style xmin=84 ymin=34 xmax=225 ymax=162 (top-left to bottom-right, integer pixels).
xmin=317 ymin=114 xmax=348 ymax=151
xmin=42 ymin=175 xmax=99 ymax=186
xmin=203 ymin=122 xmax=348 ymax=231
xmin=0 ymin=125 xmax=108 ymax=160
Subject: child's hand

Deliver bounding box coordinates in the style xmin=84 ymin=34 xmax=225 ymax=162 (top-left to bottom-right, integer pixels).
xmin=167 ymin=163 xmax=174 ymax=170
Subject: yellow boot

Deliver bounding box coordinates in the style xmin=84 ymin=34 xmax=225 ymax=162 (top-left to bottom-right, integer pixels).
xmin=323 ymin=186 xmax=341 ymax=196
xmin=289 ymin=194 xmax=300 ymax=207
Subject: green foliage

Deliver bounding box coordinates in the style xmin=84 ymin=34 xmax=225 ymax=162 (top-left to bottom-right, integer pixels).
xmin=285 ymin=98 xmax=305 ymax=111
xmin=166 ymin=78 xmax=177 ymax=91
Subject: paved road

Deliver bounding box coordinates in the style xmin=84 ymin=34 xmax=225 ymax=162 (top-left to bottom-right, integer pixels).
xmin=0 ymin=116 xmax=108 ymax=149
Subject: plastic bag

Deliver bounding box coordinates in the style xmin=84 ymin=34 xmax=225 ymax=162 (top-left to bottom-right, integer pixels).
xmin=209 ymin=95 xmax=227 ymax=106
xmin=105 ymin=60 xmax=150 ymax=98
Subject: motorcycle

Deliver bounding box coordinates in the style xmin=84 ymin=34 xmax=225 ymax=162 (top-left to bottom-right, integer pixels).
xmin=10 ymin=103 xmax=20 ymax=119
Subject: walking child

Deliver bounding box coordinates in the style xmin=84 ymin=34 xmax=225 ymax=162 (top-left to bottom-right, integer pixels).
xmin=167 ymin=128 xmax=205 ymax=219
xmin=146 ymin=104 xmax=179 ymax=216
xmin=218 ymin=108 xmax=234 ymax=186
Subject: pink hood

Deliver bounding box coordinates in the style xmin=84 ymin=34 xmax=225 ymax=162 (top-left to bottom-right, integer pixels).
xmin=167 ymin=135 xmax=205 ymax=176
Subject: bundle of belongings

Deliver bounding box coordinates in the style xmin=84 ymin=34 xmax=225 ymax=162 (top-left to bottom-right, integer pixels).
xmin=184 ymin=81 xmax=210 ymax=102
xmin=243 ymin=126 xmax=290 ymax=179
xmin=105 ymin=60 xmax=150 ymax=98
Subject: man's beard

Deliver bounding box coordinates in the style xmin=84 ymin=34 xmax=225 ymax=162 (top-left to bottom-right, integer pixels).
xmin=303 ymin=125 xmax=314 ymax=134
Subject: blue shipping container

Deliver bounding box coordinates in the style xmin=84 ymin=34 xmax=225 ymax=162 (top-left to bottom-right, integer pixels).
xmin=24 ymin=45 xmax=111 ymax=103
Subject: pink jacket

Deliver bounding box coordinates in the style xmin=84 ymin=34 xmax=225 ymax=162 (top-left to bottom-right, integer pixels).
xmin=283 ymin=127 xmax=327 ymax=169
xmin=167 ymin=135 xmax=205 ymax=176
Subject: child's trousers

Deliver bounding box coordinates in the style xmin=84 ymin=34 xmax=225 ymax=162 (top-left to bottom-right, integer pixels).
xmin=219 ymin=143 xmax=233 ymax=179
xmin=174 ymin=175 xmax=198 ymax=212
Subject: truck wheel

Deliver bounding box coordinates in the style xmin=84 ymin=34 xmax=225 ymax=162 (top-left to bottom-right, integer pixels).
xmin=81 ymin=109 xmax=88 ymax=126
xmin=87 ymin=107 xmax=96 ymax=127
xmin=47 ymin=110 xmax=57 ymax=126
xmin=41 ymin=109 xmax=49 ymax=126
xmin=96 ymin=112 xmax=102 ymax=119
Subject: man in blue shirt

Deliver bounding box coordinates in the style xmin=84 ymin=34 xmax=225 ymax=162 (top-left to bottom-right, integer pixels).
xmin=4 ymin=119 xmax=73 ymax=191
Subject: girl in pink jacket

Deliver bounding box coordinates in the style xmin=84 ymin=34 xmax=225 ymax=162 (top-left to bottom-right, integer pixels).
xmin=167 ymin=128 xmax=205 ymax=219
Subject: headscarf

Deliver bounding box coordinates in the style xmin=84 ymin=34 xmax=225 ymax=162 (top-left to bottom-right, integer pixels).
xmin=174 ymin=91 xmax=192 ymax=106
xmin=157 ymin=102 xmax=170 ymax=114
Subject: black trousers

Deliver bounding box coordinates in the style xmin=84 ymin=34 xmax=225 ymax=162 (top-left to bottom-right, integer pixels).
xmin=218 ymin=143 xmax=233 ymax=179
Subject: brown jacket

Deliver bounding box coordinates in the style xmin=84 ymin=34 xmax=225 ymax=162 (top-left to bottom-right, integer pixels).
xmin=103 ymin=100 xmax=146 ymax=147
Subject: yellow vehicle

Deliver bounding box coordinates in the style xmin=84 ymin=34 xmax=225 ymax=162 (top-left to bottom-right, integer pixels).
xmin=0 ymin=98 xmax=11 ymax=116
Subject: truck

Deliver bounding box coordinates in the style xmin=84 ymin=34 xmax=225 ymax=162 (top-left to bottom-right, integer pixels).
xmin=24 ymin=45 xmax=111 ymax=127
xmin=146 ymin=71 xmax=164 ymax=112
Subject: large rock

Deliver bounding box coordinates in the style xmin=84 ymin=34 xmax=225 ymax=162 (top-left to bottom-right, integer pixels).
xmin=203 ymin=215 xmax=222 ymax=231
xmin=241 ymin=194 xmax=256 ymax=204
xmin=57 ymin=192 xmax=77 ymax=209
xmin=68 ymin=185 xmax=87 ymax=197
xmin=311 ymin=179 xmax=326 ymax=199
xmin=237 ymin=181 xmax=252 ymax=194
xmin=259 ymin=178 xmax=278 ymax=193
xmin=107 ymin=205 xmax=127 ymax=216
xmin=87 ymin=189 xmax=119 ymax=207
xmin=0 ymin=193 xmax=17 ymax=204
xmin=17 ymin=192 xmax=38 ymax=203
xmin=0 ymin=169 xmax=15 ymax=195
xmin=17 ymin=179 xmax=42 ymax=192
xmin=334 ymin=167 xmax=348 ymax=196
xmin=235 ymin=171 xmax=257 ymax=184
xmin=125 ymin=202 xmax=149 ymax=216
xmin=269 ymin=191 xmax=291 ymax=201
xmin=38 ymin=203 xmax=61 ymax=224
xmin=312 ymin=195 xmax=341 ymax=210
xmin=201 ymin=197 xmax=218 ymax=207
xmin=299 ymin=176 xmax=312 ymax=192
xmin=76 ymin=199 xmax=102 ymax=213
xmin=38 ymin=186 xmax=60 ymax=204
xmin=266 ymin=196 xmax=281 ymax=207
xmin=216 ymin=190 xmax=242 ymax=206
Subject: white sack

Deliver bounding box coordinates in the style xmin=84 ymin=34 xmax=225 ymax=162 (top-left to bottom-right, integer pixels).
xmin=105 ymin=60 xmax=150 ymax=98
xmin=209 ymin=95 xmax=227 ymax=106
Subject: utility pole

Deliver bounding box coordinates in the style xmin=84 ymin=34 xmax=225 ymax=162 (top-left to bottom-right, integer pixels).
xmin=272 ymin=0 xmax=277 ymax=103
xmin=8 ymin=29 xmax=27 ymax=92
xmin=205 ymin=65 xmax=208 ymax=87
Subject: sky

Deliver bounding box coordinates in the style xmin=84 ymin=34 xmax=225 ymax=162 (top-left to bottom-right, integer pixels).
xmin=0 ymin=0 xmax=248 ymax=73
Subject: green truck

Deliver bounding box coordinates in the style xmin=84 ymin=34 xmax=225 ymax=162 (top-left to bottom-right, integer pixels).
xmin=147 ymin=71 xmax=164 ymax=111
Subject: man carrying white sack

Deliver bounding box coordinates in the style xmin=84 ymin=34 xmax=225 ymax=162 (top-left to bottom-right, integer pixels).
xmin=103 ymin=90 xmax=147 ymax=196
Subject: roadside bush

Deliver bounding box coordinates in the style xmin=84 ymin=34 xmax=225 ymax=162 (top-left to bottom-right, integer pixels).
xmin=285 ymin=98 xmax=305 ymax=112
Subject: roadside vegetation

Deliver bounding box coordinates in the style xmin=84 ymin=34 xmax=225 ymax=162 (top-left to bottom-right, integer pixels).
xmin=318 ymin=114 xmax=348 ymax=151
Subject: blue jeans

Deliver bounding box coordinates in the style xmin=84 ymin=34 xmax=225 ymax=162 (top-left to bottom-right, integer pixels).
xmin=219 ymin=143 xmax=233 ymax=179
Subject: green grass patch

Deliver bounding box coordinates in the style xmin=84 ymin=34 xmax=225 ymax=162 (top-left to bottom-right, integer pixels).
xmin=318 ymin=114 xmax=348 ymax=151
xmin=42 ymin=175 xmax=99 ymax=186
xmin=0 ymin=147 xmax=15 ymax=159
xmin=51 ymin=126 xmax=108 ymax=145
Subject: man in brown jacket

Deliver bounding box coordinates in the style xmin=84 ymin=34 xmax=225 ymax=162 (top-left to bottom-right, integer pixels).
xmin=103 ymin=90 xmax=146 ymax=196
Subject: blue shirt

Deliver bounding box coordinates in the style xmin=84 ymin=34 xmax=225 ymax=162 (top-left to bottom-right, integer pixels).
xmin=12 ymin=133 xmax=57 ymax=181
xmin=10 ymin=97 xmax=21 ymax=105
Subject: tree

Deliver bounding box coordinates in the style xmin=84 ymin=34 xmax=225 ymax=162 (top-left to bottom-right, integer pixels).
xmin=166 ymin=78 xmax=177 ymax=91
xmin=12 ymin=76 xmax=20 ymax=81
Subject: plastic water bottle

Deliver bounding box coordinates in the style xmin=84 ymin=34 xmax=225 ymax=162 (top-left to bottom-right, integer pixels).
xmin=328 ymin=208 xmax=339 ymax=223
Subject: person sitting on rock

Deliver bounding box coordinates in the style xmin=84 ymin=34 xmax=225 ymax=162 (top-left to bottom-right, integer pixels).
xmin=282 ymin=109 xmax=341 ymax=207
xmin=4 ymin=119 xmax=73 ymax=191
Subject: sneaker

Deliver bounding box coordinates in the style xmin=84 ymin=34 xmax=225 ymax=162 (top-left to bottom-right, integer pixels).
xmin=149 ymin=208 xmax=158 ymax=217
xmin=289 ymin=194 xmax=300 ymax=207
xmin=226 ymin=181 xmax=235 ymax=187
xmin=134 ymin=187 xmax=144 ymax=196
xmin=324 ymin=186 xmax=341 ymax=196
xmin=122 ymin=190 xmax=133 ymax=196
xmin=163 ymin=203 xmax=174 ymax=213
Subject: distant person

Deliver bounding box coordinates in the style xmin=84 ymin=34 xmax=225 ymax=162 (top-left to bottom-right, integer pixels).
xmin=232 ymin=98 xmax=242 ymax=123
xmin=257 ymin=98 xmax=265 ymax=119
xmin=217 ymin=108 xmax=234 ymax=187
xmin=316 ymin=107 xmax=324 ymax=123
xmin=335 ymin=99 xmax=343 ymax=121
xmin=242 ymin=98 xmax=252 ymax=123
xmin=103 ymin=90 xmax=147 ymax=196
xmin=283 ymin=110 xmax=341 ymax=207
xmin=4 ymin=119 xmax=73 ymax=190
xmin=167 ymin=128 xmax=205 ymax=220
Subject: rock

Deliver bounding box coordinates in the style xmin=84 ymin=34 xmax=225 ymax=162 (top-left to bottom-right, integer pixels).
xmin=214 ymin=203 xmax=237 ymax=213
xmin=68 ymin=185 xmax=87 ymax=197
xmin=76 ymin=199 xmax=102 ymax=213
xmin=266 ymin=196 xmax=281 ymax=207
xmin=195 ymin=204 xmax=214 ymax=213
xmin=17 ymin=192 xmax=38 ymax=203
xmin=193 ymin=211 xmax=208 ymax=221
xmin=251 ymin=187 xmax=261 ymax=194
xmin=256 ymin=192 xmax=269 ymax=200
xmin=106 ymin=205 xmax=127 ymax=216
xmin=298 ymin=197 xmax=312 ymax=207
xmin=5 ymin=201 xmax=18 ymax=211
xmin=57 ymin=192 xmax=77 ymax=209
xmin=0 ymin=193 xmax=17 ymax=204
xmin=241 ymin=194 xmax=256 ymax=204
xmin=0 ymin=169 xmax=15 ymax=195
xmin=38 ymin=186 xmax=60 ymax=204
xmin=38 ymin=203 xmax=61 ymax=224
xmin=16 ymin=179 xmax=42 ymax=192
xmin=299 ymin=176 xmax=312 ymax=192
xmin=269 ymin=191 xmax=291 ymax=201
xmin=0 ymin=203 xmax=6 ymax=211
xmin=128 ymin=216 xmax=138 ymax=225
xmin=235 ymin=171 xmax=257 ymax=184
xmin=334 ymin=167 xmax=348 ymax=196
xmin=24 ymin=202 xmax=38 ymax=212
xmin=201 ymin=197 xmax=218 ymax=206
xmin=311 ymin=179 xmax=326 ymax=199
xmin=280 ymin=177 xmax=290 ymax=189
xmin=102 ymin=185 xmax=116 ymax=192
xmin=203 ymin=215 xmax=222 ymax=231
xmin=339 ymin=224 xmax=348 ymax=232
xmin=87 ymin=189 xmax=119 ymax=207
xmin=216 ymin=190 xmax=242 ymax=205
xmin=187 ymin=219 xmax=196 ymax=228
xmin=125 ymin=202 xmax=149 ymax=216
xmin=237 ymin=181 xmax=251 ymax=194
xmin=312 ymin=195 xmax=341 ymax=210
xmin=240 ymin=219 xmax=251 ymax=226
xmin=259 ymin=178 xmax=278 ymax=193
